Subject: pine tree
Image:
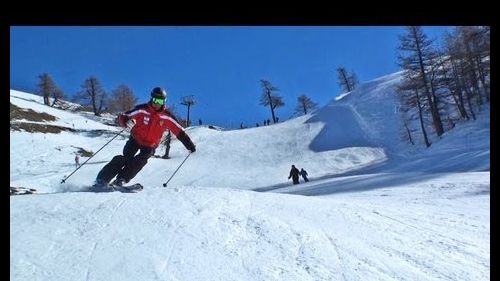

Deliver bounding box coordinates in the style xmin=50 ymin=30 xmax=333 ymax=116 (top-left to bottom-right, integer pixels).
xmin=397 ymin=78 xmax=431 ymax=147
xmin=294 ymin=95 xmax=318 ymax=115
xmin=452 ymin=26 xmax=490 ymax=109
xmin=397 ymin=26 xmax=444 ymax=137
xmin=108 ymin=84 xmax=137 ymax=113
xmin=50 ymin=87 xmax=65 ymax=107
xmin=336 ymin=67 xmax=358 ymax=93
xmin=74 ymin=76 xmax=107 ymax=116
xmin=36 ymin=73 xmax=57 ymax=106
xmin=440 ymin=34 xmax=471 ymax=121
xmin=259 ymin=80 xmax=284 ymax=123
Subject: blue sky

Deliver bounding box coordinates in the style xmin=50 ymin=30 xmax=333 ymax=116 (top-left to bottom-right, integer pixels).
xmin=10 ymin=26 xmax=453 ymax=128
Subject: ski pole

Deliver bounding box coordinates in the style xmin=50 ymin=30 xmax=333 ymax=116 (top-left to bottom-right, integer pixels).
xmin=163 ymin=153 xmax=191 ymax=187
xmin=60 ymin=127 xmax=127 ymax=184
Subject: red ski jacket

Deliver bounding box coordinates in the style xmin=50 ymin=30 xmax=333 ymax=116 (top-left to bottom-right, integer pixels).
xmin=117 ymin=103 xmax=195 ymax=151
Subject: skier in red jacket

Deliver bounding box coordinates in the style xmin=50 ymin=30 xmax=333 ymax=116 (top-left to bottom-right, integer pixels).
xmin=94 ymin=87 xmax=196 ymax=188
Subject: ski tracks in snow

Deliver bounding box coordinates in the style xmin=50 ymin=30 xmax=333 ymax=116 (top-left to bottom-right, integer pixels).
xmin=156 ymin=189 xmax=259 ymax=280
xmin=84 ymin=242 xmax=98 ymax=281
xmin=336 ymin=201 xmax=489 ymax=280
xmin=82 ymin=196 xmax=128 ymax=281
xmin=157 ymin=191 xmax=221 ymax=279
xmin=321 ymin=230 xmax=348 ymax=281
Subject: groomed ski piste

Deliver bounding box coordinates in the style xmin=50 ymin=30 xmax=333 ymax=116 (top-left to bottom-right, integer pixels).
xmin=10 ymin=72 xmax=490 ymax=281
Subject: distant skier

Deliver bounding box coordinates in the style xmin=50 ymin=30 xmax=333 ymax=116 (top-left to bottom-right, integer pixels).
xmin=162 ymin=130 xmax=172 ymax=159
xmin=74 ymin=154 xmax=80 ymax=168
xmin=94 ymin=87 xmax=196 ymax=188
xmin=300 ymin=168 xmax=309 ymax=182
xmin=288 ymin=164 xmax=300 ymax=185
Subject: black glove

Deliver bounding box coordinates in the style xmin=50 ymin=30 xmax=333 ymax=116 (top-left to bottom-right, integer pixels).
xmin=178 ymin=131 xmax=196 ymax=153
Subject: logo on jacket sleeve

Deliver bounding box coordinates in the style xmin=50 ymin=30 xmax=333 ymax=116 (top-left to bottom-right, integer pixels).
xmin=144 ymin=116 xmax=150 ymax=125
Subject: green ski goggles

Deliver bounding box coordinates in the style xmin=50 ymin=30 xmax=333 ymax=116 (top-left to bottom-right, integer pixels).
xmin=151 ymin=97 xmax=165 ymax=105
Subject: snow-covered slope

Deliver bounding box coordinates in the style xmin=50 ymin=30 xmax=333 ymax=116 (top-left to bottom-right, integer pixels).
xmin=10 ymin=71 xmax=490 ymax=280
xmin=10 ymin=87 xmax=389 ymax=191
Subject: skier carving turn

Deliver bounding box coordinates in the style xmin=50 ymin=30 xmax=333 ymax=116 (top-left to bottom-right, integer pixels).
xmin=93 ymin=87 xmax=196 ymax=191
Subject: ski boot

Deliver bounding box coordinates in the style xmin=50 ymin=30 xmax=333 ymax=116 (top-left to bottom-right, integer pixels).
xmin=92 ymin=179 xmax=114 ymax=192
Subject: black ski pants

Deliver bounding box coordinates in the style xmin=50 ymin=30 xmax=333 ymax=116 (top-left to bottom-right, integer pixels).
xmin=96 ymin=138 xmax=154 ymax=183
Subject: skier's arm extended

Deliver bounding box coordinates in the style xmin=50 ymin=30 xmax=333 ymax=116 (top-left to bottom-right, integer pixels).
xmin=164 ymin=118 xmax=196 ymax=153
xmin=177 ymin=131 xmax=196 ymax=152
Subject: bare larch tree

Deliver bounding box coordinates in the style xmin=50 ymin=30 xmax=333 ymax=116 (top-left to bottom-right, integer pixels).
xmin=336 ymin=67 xmax=358 ymax=93
xmin=37 ymin=73 xmax=57 ymax=106
xmin=75 ymin=76 xmax=107 ymax=116
xmin=259 ymin=79 xmax=284 ymax=123
xmin=294 ymin=94 xmax=318 ymax=115
xmin=108 ymin=84 xmax=137 ymax=113
xmin=397 ymin=26 xmax=444 ymax=137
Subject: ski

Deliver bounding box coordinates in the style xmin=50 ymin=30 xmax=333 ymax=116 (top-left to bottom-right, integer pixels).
xmin=90 ymin=183 xmax=144 ymax=193
xmin=10 ymin=186 xmax=37 ymax=195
